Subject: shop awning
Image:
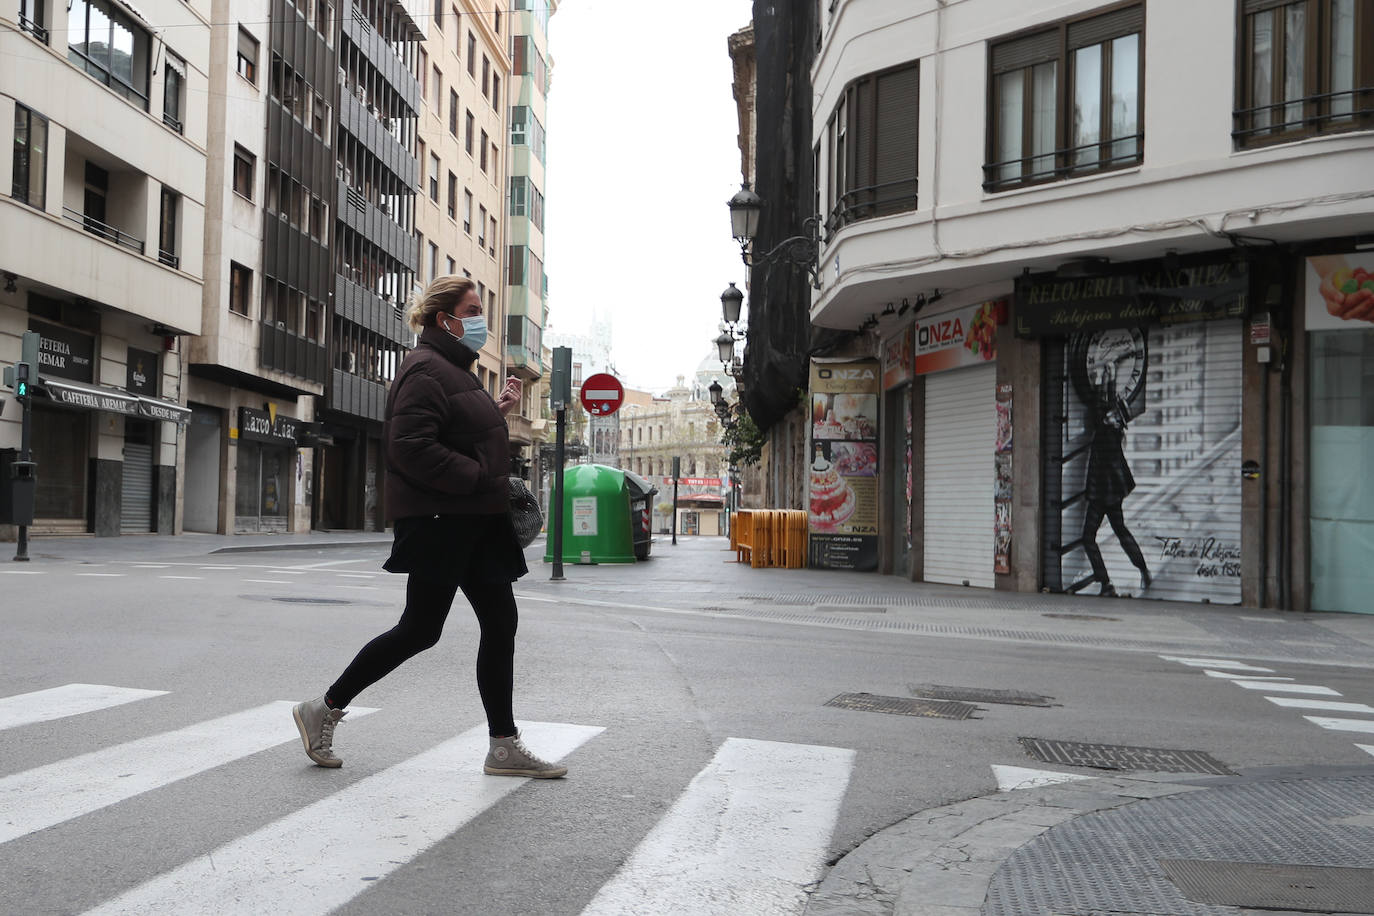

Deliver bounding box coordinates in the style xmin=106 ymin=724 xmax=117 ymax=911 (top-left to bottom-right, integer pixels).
xmin=40 ymin=377 xmax=191 ymax=424
xmin=138 ymin=396 xmax=191 ymax=424
xmin=42 ymin=378 xmax=141 ymax=416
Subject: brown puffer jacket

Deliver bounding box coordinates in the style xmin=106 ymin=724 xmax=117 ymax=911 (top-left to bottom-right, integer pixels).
xmin=383 ymin=325 xmax=509 ymax=523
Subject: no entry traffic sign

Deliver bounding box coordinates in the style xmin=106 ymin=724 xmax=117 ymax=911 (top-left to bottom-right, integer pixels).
xmin=579 ymin=373 xmax=624 ymax=416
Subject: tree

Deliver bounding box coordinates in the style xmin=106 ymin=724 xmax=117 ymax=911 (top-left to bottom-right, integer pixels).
xmin=720 ymin=410 xmax=765 ymax=467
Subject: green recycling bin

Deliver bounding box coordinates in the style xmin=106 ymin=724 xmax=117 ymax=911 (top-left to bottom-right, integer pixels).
xmin=543 ymin=464 xmax=637 ymax=564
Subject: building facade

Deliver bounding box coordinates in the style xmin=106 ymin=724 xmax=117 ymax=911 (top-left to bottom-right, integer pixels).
xmin=621 ymin=377 xmax=730 ymax=534
xmin=746 ymin=0 xmax=1374 ymax=611
xmin=2 ymin=0 xmax=206 ymax=536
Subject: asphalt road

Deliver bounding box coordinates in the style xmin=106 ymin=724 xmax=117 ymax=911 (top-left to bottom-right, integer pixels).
xmin=1 ymin=534 xmax=1370 ymax=915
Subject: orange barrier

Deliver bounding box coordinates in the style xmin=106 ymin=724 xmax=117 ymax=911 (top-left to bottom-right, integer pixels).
xmin=730 ymin=509 xmax=807 ymax=569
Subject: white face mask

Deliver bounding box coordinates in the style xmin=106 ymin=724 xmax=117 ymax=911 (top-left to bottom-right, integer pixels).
xmin=443 ymin=313 xmax=487 ymax=351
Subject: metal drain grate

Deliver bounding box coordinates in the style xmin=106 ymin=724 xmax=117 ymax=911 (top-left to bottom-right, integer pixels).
xmin=270 ymin=597 xmax=353 ymax=605
xmin=1042 ymin=612 xmax=1120 ymax=622
xmin=826 ymin=692 xmax=980 ymax=719
xmin=1019 ymin=737 xmax=1235 ymax=775
xmin=815 ymin=605 xmax=888 ymax=614
xmin=1159 ymin=859 xmax=1374 ymax=913
xmin=910 ymin=684 xmax=1057 ymax=707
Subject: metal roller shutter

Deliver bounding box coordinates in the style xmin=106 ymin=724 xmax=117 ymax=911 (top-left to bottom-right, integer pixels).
xmin=120 ymin=442 xmax=153 ymax=534
xmin=1042 ymin=320 xmax=1244 ymax=603
xmin=924 ymin=364 xmax=997 ymax=587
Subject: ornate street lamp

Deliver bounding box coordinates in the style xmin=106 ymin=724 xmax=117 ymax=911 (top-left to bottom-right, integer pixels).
xmin=726 ymin=182 xmax=823 ymax=289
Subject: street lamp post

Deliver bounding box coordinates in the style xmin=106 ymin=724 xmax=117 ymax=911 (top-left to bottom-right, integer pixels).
xmin=727 ymin=182 xmax=823 ymax=290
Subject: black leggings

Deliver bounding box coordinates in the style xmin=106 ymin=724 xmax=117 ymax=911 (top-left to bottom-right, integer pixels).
xmin=1081 ymin=501 xmax=1148 ymax=585
xmin=327 ymin=574 xmax=518 ymax=736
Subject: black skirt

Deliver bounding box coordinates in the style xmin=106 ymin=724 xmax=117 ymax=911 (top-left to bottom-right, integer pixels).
xmin=383 ymin=512 xmax=529 ymax=584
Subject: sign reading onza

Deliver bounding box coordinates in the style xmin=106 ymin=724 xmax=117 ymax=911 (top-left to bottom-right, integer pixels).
xmin=579 ymin=372 xmax=624 ymax=416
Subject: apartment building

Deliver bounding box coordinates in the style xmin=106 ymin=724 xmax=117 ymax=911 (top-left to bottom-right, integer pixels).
xmin=744 ymin=0 xmax=1373 ymax=610
xmin=1 ymin=0 xmax=207 ymax=536
xmin=413 ymin=0 xmax=508 ymax=414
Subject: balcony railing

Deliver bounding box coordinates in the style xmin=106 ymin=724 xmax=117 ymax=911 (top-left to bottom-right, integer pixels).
xmin=825 ymin=176 xmax=919 ymax=235
xmin=162 ymin=111 xmax=184 ymax=134
xmin=157 ymin=249 xmax=180 ymax=269
xmin=19 ymin=13 xmax=48 ymax=44
xmin=982 ymin=134 xmax=1144 ymax=193
xmin=63 ymin=205 xmax=145 ymax=255
xmin=1232 ymin=88 xmax=1374 ymax=145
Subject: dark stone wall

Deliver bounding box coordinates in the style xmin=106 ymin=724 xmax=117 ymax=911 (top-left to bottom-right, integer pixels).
xmin=741 ymin=1 xmax=848 ymax=432
xmin=92 ymin=458 xmax=120 ymax=537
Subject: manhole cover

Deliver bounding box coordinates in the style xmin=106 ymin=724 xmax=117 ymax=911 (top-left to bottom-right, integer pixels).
xmin=910 ymin=684 xmax=1057 ymax=707
xmin=1019 ymin=737 xmax=1235 ymax=775
xmin=1159 ymin=859 xmax=1374 ymax=913
xmin=1043 ymin=612 xmax=1120 ymax=622
xmin=826 ymin=692 xmax=980 ymax=720
xmin=270 ymin=597 xmax=353 ymax=605
xmin=816 ymin=605 xmax=888 ymax=614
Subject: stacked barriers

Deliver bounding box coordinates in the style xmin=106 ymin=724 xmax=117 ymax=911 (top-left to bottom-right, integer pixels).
xmin=729 ymin=509 xmax=807 ymax=569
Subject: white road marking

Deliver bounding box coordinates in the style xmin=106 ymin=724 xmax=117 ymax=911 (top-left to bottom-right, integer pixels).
xmin=335 ymin=573 xmax=377 ymax=579
xmin=1358 ymin=744 xmax=1374 ymax=758
xmin=338 ymin=585 xmax=380 ymax=591
xmin=243 ymin=579 xmax=291 ymax=585
xmin=1 ymin=570 xmax=44 ymax=575
xmin=1304 ymin=716 xmax=1374 ymax=735
xmin=281 ymin=559 xmax=371 ymax=570
xmin=0 ymin=702 xmax=377 ymax=845
xmin=198 ymin=566 xmax=238 ymax=570
xmin=992 ymin=764 xmax=1092 ymax=792
xmin=1204 ymin=670 xmax=1294 ymax=681
xmin=132 ymin=565 xmax=170 ymax=569
xmin=1238 ymin=616 xmax=1286 ymax=623
xmin=1232 ymin=681 xmax=1341 ymax=696
xmin=76 ymin=573 xmax=125 ymax=577
xmin=1159 ymin=656 xmax=1274 ymax=672
xmin=82 ymin=721 xmax=602 ymax=916
xmin=581 ymin=737 xmax=854 ymax=916
xmin=158 ymin=576 xmax=202 ymax=580
xmin=1264 ymin=697 xmax=1374 ymax=714
xmin=0 ymin=684 xmax=168 ymax=732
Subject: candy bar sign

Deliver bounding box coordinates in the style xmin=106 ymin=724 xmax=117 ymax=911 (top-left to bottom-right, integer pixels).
xmin=913 ymin=300 xmax=1007 ymax=375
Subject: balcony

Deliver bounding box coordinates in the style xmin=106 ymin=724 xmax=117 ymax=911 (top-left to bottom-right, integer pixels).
xmin=259 ymin=322 xmax=327 ymax=385
xmin=62 ymin=205 xmax=144 ymax=255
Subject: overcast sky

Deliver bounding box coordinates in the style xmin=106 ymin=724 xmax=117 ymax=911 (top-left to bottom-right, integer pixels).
xmin=543 ymin=0 xmax=754 ymax=394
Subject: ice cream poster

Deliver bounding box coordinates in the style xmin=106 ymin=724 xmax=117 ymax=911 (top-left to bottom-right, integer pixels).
xmin=1306 ymin=253 xmax=1374 ymax=332
xmin=808 ymin=360 xmax=880 ymax=571
xmin=913 ymin=300 xmax=1007 ymax=375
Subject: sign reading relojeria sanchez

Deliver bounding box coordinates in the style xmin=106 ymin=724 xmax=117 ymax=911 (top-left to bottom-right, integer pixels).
xmin=1014 ymin=257 xmax=1248 ymax=337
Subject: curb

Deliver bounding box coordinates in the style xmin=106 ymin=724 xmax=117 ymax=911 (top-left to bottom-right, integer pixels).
xmin=805 ymin=773 xmax=1199 ymax=916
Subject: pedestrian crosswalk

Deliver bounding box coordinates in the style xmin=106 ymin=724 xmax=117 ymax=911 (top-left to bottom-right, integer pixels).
xmin=0 ymin=684 xmax=855 ymax=916
xmin=1161 ymin=655 xmax=1374 ymax=759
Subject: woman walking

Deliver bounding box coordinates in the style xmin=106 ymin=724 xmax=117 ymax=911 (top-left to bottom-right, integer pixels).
xmin=293 ymin=276 xmax=565 ymax=778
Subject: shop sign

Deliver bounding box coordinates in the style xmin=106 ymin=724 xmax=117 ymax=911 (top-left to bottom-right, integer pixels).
xmin=126 ymin=347 xmax=159 ymax=396
xmin=1014 ymin=257 xmax=1249 ymax=337
xmin=882 ymin=326 xmax=913 ymax=389
xmin=237 ymin=407 xmax=301 ymax=445
xmin=1304 ymin=252 xmax=1374 ymax=332
xmin=914 ymin=300 xmax=1006 ymax=374
xmin=44 ymin=378 xmax=140 ymax=415
xmin=808 ymin=359 xmax=880 ymax=571
xmin=29 ymin=319 xmax=95 ymax=383
xmin=657 ymin=477 xmax=722 ymax=488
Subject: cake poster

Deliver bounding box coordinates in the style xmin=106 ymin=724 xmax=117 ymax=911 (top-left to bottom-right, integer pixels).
xmin=808 ymin=360 xmax=880 ymax=571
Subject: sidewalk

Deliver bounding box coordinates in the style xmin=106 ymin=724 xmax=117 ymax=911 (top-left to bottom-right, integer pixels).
xmin=5 ymin=529 xmax=392 ymax=563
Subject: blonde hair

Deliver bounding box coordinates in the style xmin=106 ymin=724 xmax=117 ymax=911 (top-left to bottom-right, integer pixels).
xmin=406 ymin=275 xmax=476 ymax=332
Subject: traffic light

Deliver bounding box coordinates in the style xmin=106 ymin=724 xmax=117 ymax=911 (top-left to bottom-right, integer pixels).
xmin=4 ymin=362 xmax=30 ymax=400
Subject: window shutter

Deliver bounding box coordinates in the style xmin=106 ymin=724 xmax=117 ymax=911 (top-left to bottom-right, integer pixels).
xmin=992 ymin=29 xmax=1059 ymax=72
xmin=1068 ymin=5 xmax=1143 ymax=48
xmin=851 ymin=79 xmax=874 ymax=215
xmin=1242 ymin=0 xmax=1292 ymax=13
xmin=874 ymin=63 xmax=919 ymax=215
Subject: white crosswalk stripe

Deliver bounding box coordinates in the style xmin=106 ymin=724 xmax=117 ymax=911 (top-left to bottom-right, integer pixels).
xmin=0 ymin=701 xmax=376 ymax=845
xmin=1304 ymin=716 xmax=1374 ymax=735
xmin=1159 ymin=656 xmax=1274 ymax=672
xmin=83 ymin=721 xmax=604 ymax=916
xmin=580 ymin=737 xmax=854 ymax=916
xmin=0 ymin=684 xmax=167 ymax=732
xmin=1264 ymin=697 xmax=1374 ymax=714
xmin=1230 ymin=681 xmax=1341 ymax=695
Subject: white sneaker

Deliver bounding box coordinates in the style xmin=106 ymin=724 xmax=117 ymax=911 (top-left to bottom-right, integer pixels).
xmin=292 ymin=697 xmax=346 ymax=768
xmin=484 ymin=730 xmax=567 ymax=778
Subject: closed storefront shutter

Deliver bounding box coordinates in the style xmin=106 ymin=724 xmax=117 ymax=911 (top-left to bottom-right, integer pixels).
xmin=1042 ymin=320 xmax=1244 ymax=602
xmin=120 ymin=441 xmax=153 ymax=533
xmin=924 ymin=363 xmax=997 ymax=587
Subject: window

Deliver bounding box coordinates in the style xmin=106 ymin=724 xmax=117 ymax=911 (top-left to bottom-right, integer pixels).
xmin=453 ymin=8 xmax=461 ymax=54
xmin=508 ymin=244 xmax=526 ymax=284
xmin=480 ymin=130 xmax=489 ymax=172
xmin=416 ymin=139 xmax=426 ymax=188
xmin=986 ymin=5 xmax=1142 ymax=191
xmin=433 ymin=65 xmax=443 ymax=105
xmin=19 ymin=0 xmax=47 ymax=43
xmin=12 ymin=105 xmax=48 ymax=209
xmin=465 ymin=110 xmax=475 ymax=154
xmin=67 ymin=0 xmax=154 ymax=106
xmin=233 ymin=145 xmax=255 ymax=199
xmin=433 ymin=0 xmax=443 ymax=29
xmin=447 ymin=255 xmax=456 ymax=275
xmin=478 ymin=204 xmax=487 ymax=247
xmin=450 ymin=89 xmax=459 ymax=135
xmin=429 ymin=152 xmax=440 ymax=201
xmin=824 ymin=61 xmax=919 ymax=231
xmin=158 ymin=187 xmax=179 ymax=268
xmin=463 ymin=189 xmax=473 ymax=233
xmin=447 ymin=171 xmax=457 ymax=218
xmin=495 ymin=9 xmax=501 ymax=34
xmin=1237 ymin=0 xmax=1374 ymax=145
xmin=315 ymin=0 xmax=331 ymax=37
xmin=467 ymin=32 xmax=476 ymax=75
xmin=482 ymin=55 xmax=491 ymax=97
xmin=510 ymin=106 xmax=546 ymax=163
xmin=236 ymin=26 xmax=259 ymax=84
xmin=229 ymin=262 xmax=252 ymax=316
xmin=492 ymin=74 xmax=500 ymax=111
xmin=489 ymin=215 xmax=497 ymax=256
xmin=428 ymin=241 xmax=439 ymax=282
xmin=163 ymin=53 xmax=185 ymax=133
xmin=419 ymin=49 xmax=428 ymax=95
